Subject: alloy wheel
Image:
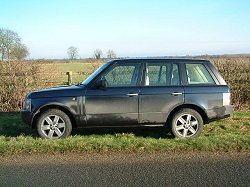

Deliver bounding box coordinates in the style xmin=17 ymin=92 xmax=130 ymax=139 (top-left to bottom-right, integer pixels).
xmin=174 ymin=114 xmax=199 ymax=138
xmin=40 ymin=115 xmax=66 ymax=138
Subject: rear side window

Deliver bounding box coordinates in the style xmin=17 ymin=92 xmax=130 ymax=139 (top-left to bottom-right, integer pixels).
xmin=186 ymin=64 xmax=215 ymax=84
xmin=145 ymin=63 xmax=180 ymax=86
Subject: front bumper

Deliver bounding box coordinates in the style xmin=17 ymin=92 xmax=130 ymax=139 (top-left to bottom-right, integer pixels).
xmin=20 ymin=109 xmax=34 ymax=127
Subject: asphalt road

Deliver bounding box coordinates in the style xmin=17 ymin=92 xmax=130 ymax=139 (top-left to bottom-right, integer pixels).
xmin=0 ymin=152 xmax=249 ymax=187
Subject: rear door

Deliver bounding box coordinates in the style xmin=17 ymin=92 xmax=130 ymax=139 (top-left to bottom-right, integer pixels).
xmin=139 ymin=60 xmax=184 ymax=125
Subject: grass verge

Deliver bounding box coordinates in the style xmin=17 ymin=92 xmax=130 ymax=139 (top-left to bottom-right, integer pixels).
xmin=0 ymin=112 xmax=249 ymax=156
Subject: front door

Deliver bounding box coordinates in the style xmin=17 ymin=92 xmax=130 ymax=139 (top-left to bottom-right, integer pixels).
xmin=85 ymin=61 xmax=142 ymax=126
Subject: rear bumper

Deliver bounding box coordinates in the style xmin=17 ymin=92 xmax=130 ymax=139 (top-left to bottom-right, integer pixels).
xmin=20 ymin=109 xmax=33 ymax=127
xmin=207 ymin=105 xmax=233 ymax=121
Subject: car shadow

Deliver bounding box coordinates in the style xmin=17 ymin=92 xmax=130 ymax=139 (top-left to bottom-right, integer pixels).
xmin=0 ymin=112 xmax=173 ymax=139
xmin=72 ymin=127 xmax=173 ymax=139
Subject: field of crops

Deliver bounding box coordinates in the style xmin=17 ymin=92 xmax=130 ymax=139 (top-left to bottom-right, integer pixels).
xmin=39 ymin=61 xmax=103 ymax=85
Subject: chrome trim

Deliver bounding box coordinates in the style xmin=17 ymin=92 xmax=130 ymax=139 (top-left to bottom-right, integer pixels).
xmin=126 ymin=93 xmax=138 ymax=96
xmin=171 ymin=92 xmax=182 ymax=96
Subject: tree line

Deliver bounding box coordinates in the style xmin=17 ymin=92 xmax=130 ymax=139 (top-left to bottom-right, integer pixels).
xmin=0 ymin=28 xmax=118 ymax=61
xmin=67 ymin=46 xmax=117 ymax=60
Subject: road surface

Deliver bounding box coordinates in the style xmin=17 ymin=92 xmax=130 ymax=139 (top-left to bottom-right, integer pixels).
xmin=0 ymin=152 xmax=249 ymax=187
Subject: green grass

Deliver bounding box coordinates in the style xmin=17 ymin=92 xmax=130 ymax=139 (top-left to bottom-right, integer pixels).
xmin=40 ymin=62 xmax=103 ymax=85
xmin=0 ymin=112 xmax=249 ymax=156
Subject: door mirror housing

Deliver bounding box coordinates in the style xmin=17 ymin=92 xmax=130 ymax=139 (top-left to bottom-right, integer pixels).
xmin=95 ymin=79 xmax=107 ymax=89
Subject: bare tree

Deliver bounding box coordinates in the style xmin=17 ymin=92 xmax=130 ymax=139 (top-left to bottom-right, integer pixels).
xmin=67 ymin=46 xmax=78 ymax=59
xmin=106 ymin=49 xmax=116 ymax=59
xmin=0 ymin=29 xmax=5 ymax=61
xmin=10 ymin=43 xmax=29 ymax=60
xmin=0 ymin=28 xmax=24 ymax=61
xmin=93 ymin=49 xmax=102 ymax=59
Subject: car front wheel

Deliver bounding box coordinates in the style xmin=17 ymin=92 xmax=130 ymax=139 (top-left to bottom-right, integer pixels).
xmin=37 ymin=109 xmax=72 ymax=139
xmin=171 ymin=108 xmax=203 ymax=138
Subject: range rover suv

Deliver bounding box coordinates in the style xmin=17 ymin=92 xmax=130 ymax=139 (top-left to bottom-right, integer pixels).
xmin=21 ymin=59 xmax=233 ymax=139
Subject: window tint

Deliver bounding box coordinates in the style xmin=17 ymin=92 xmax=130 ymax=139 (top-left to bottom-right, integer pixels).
xmin=145 ymin=63 xmax=180 ymax=86
xmin=186 ymin=64 xmax=215 ymax=84
xmin=103 ymin=63 xmax=141 ymax=87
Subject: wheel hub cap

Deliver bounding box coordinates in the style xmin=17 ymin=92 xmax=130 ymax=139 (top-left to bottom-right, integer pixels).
xmin=175 ymin=114 xmax=199 ymax=137
xmin=41 ymin=115 xmax=66 ymax=138
xmin=184 ymin=123 xmax=190 ymax=129
xmin=50 ymin=124 xmax=57 ymax=130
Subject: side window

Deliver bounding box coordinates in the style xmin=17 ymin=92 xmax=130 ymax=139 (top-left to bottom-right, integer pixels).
xmin=145 ymin=63 xmax=180 ymax=86
xmin=103 ymin=63 xmax=141 ymax=87
xmin=186 ymin=64 xmax=215 ymax=84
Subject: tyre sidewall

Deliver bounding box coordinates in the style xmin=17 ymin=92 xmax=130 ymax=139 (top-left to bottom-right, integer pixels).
xmin=37 ymin=109 xmax=72 ymax=139
xmin=171 ymin=109 xmax=203 ymax=138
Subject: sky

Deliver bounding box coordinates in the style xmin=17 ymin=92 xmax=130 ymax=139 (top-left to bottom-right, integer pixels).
xmin=1 ymin=0 xmax=250 ymax=59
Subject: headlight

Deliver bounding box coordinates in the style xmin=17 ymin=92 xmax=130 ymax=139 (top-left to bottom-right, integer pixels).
xmin=23 ymin=99 xmax=32 ymax=111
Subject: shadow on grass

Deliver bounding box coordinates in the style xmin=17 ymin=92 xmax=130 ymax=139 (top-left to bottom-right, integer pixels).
xmin=0 ymin=112 xmax=173 ymax=139
xmin=72 ymin=127 xmax=173 ymax=139
xmin=0 ymin=112 xmax=37 ymax=137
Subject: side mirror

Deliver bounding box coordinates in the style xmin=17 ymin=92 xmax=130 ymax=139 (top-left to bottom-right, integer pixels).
xmin=95 ymin=79 xmax=107 ymax=89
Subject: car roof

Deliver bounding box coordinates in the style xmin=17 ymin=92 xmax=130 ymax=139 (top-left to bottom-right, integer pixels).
xmin=113 ymin=58 xmax=210 ymax=63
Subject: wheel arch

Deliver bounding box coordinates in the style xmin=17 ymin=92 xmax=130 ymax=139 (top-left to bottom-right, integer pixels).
xmin=32 ymin=104 xmax=77 ymax=129
xmin=166 ymin=104 xmax=208 ymax=127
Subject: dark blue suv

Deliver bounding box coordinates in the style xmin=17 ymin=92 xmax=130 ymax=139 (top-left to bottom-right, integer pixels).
xmin=21 ymin=59 xmax=233 ymax=139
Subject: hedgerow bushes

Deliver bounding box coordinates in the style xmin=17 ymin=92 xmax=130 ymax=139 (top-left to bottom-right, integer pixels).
xmin=0 ymin=62 xmax=37 ymax=111
xmin=210 ymin=57 xmax=250 ymax=110
xmin=0 ymin=61 xmax=56 ymax=112
xmin=0 ymin=57 xmax=249 ymax=112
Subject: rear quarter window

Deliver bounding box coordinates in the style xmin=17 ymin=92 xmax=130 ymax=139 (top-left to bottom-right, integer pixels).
xmin=186 ymin=63 xmax=215 ymax=85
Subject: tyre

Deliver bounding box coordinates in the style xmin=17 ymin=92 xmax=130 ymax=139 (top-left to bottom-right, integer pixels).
xmin=170 ymin=108 xmax=203 ymax=138
xmin=37 ymin=109 xmax=72 ymax=139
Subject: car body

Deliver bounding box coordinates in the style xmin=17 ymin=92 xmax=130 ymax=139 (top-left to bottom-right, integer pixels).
xmin=21 ymin=58 xmax=233 ymax=138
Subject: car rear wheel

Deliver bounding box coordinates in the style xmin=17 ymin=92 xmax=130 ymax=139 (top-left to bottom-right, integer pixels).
xmin=171 ymin=108 xmax=203 ymax=138
xmin=37 ymin=109 xmax=72 ymax=139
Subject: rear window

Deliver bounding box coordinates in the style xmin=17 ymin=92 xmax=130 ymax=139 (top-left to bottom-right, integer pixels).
xmin=186 ymin=64 xmax=215 ymax=84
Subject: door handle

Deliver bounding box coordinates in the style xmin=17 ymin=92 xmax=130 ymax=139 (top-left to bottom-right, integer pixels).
xmin=126 ymin=93 xmax=138 ymax=96
xmin=171 ymin=92 xmax=182 ymax=96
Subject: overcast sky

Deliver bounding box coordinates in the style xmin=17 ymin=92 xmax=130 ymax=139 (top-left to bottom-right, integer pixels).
xmin=1 ymin=0 xmax=250 ymax=59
